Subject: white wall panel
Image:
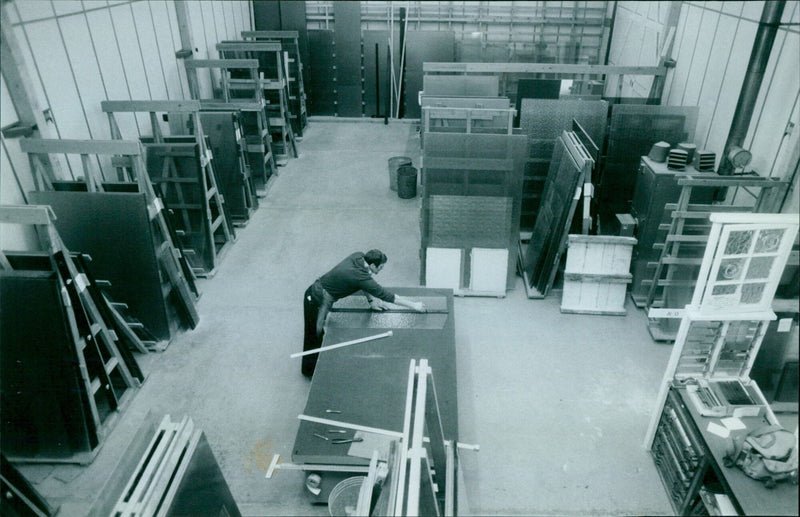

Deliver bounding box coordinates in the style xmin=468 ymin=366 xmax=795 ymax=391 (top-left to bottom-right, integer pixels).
xmin=52 ymin=1 xmax=84 ymax=17
xmin=131 ymin=1 xmax=169 ymax=101
xmin=211 ymin=1 xmax=228 ymax=44
xmin=222 ymin=1 xmax=237 ymax=40
xmin=702 ymin=19 xmax=757 ymax=157
xmin=85 ymin=5 xmax=140 ymax=140
xmin=666 ymin=4 xmax=703 ymax=106
xmin=0 ymin=76 xmax=18 ymax=126
xmin=740 ymin=1 xmax=766 ymax=21
xmin=25 ymin=19 xmax=88 ymax=176
xmin=10 ymin=24 xmax=51 ymax=137
xmin=680 ymin=8 xmax=719 ymax=107
xmin=721 ymin=2 xmax=746 ymax=17
xmin=662 ymin=5 xmax=688 ymax=102
xmin=59 ymin=12 xmax=107 ymax=140
xmin=163 ymin=1 xmax=190 ymax=100
xmin=746 ymin=34 xmax=800 ymax=177
xmin=150 ymin=0 xmax=184 ymax=100
xmin=13 ymin=0 xmax=54 ymax=22
xmin=199 ymin=1 xmax=219 ymax=57
xmin=109 ymin=3 xmax=153 ymax=134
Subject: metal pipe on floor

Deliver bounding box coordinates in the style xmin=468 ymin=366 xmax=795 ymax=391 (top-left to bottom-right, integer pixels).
xmin=718 ymin=0 xmax=786 ymax=175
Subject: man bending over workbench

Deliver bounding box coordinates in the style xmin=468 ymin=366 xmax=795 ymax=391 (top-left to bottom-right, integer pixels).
xmin=302 ymin=249 xmax=426 ymax=377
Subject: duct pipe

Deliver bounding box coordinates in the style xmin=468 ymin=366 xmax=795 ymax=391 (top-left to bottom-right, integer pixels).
xmin=719 ymin=0 xmax=786 ymax=175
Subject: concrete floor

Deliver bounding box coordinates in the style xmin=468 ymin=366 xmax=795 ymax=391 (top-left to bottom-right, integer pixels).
xmin=17 ymin=120 xmax=680 ymax=516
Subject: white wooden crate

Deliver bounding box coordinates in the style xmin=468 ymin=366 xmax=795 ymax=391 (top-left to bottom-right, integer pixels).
xmin=561 ymin=235 xmax=636 ymax=315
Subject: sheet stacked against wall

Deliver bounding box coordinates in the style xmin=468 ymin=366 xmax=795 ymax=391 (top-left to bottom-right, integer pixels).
xmin=421 ymin=132 xmax=527 ymax=295
xmin=519 ymin=98 xmax=608 ymax=231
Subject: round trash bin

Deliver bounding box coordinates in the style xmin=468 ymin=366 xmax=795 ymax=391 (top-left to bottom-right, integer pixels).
xmin=397 ymin=165 xmax=417 ymax=199
xmin=328 ymin=476 xmax=365 ymax=516
xmin=388 ymin=156 xmax=412 ymax=192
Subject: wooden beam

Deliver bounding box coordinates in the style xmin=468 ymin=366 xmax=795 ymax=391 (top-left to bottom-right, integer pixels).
xmin=184 ymin=59 xmax=259 ymax=70
xmin=422 ymin=62 xmax=666 ymax=76
xmin=216 ymin=41 xmax=282 ymax=52
xmin=241 ymin=30 xmax=299 ymax=39
xmin=1 ymin=3 xmax=61 ymax=180
xmin=174 ymin=0 xmax=200 ymax=99
xmin=0 ymin=205 xmax=56 ymax=226
xmin=20 ymin=138 xmax=142 ymax=156
xmin=100 ymin=100 xmax=201 ymax=114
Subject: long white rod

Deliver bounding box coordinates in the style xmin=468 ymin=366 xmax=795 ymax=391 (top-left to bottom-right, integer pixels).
xmin=297 ymin=414 xmax=403 ymax=438
xmin=289 ymin=331 xmax=393 ymax=358
xmin=394 ymin=359 xmax=417 ymax=516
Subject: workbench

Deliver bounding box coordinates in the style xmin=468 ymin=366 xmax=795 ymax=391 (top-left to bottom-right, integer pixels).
xmin=652 ymin=386 xmax=798 ymax=515
xmin=291 ymin=287 xmax=457 ymax=502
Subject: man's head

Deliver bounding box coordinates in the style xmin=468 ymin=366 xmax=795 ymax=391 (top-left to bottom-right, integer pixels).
xmin=364 ymin=249 xmax=387 ymax=274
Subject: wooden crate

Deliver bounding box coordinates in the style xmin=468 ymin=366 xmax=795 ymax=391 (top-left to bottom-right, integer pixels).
xmin=561 ymin=235 xmax=636 ymax=315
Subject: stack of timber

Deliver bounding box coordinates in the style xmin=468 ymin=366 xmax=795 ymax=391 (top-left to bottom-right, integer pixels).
xmin=184 ymin=58 xmax=278 ymax=196
xmin=241 ymin=30 xmax=308 ymax=138
xmin=217 ymin=41 xmax=298 ymax=163
xmin=561 ymin=235 xmax=636 ymax=315
xmin=102 ymin=100 xmax=235 ymax=278
xmin=0 ymin=205 xmax=143 ymax=464
xmin=20 ymin=138 xmax=200 ymax=344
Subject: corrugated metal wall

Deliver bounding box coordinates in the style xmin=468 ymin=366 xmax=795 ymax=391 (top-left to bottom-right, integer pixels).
xmin=0 ymin=0 xmax=252 ymax=247
xmin=608 ymin=0 xmax=800 ymax=205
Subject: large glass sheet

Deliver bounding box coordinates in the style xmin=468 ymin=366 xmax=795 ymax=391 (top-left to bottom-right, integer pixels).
xmin=599 ymin=104 xmax=699 ymax=215
xmin=519 ymin=99 xmax=608 ymax=230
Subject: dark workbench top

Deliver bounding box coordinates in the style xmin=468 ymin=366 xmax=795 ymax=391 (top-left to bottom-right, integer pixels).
xmin=292 ymin=287 xmax=457 ymax=465
xmin=676 ymin=388 xmax=798 ymax=516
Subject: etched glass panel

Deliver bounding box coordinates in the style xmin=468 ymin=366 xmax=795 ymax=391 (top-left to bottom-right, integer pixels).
xmin=754 ymin=229 xmax=785 ymax=253
xmin=717 ymin=258 xmax=744 ymax=281
xmin=712 ymin=285 xmax=737 ymax=295
xmin=740 ymin=283 xmax=766 ymax=304
xmin=724 ymin=230 xmax=754 ymax=255
xmin=746 ymin=256 xmax=775 ymax=280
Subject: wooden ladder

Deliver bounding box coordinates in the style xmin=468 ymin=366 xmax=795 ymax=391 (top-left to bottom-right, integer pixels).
xmin=19 ymin=137 xmax=200 ymax=331
xmin=102 ymin=100 xmax=235 ymax=278
xmin=184 ymin=58 xmax=277 ymax=196
xmin=643 ymin=174 xmax=787 ymax=341
xmin=1 ymin=205 xmax=142 ymax=462
xmin=241 ymin=30 xmax=309 ymax=138
xmin=217 ymin=41 xmax=299 ymax=163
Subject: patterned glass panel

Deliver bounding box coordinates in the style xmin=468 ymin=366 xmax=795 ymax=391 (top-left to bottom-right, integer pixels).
xmin=754 ymin=229 xmax=785 ymax=253
xmin=725 ymin=230 xmax=754 ymax=255
xmin=712 ymin=285 xmax=737 ymax=295
xmin=717 ymin=258 xmax=745 ymax=281
xmin=740 ymin=283 xmax=766 ymax=304
xmin=746 ymin=256 xmax=775 ymax=280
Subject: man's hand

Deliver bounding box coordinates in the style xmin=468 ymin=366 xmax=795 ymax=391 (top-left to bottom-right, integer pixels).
xmin=369 ymin=299 xmax=388 ymax=311
xmin=411 ymin=301 xmax=427 ymax=313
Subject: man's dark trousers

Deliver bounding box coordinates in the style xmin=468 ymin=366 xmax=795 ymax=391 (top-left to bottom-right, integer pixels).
xmin=302 ymin=285 xmax=323 ymax=376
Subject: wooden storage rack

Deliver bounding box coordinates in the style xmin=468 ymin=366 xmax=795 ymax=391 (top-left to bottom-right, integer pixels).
xmin=102 ymin=100 xmax=235 ymax=278
xmin=183 ymin=58 xmax=277 ymax=196
xmin=241 ymin=30 xmax=308 ymax=138
xmin=217 ymin=41 xmax=298 ymax=163
xmin=19 ymin=137 xmax=200 ymax=331
xmin=643 ymin=174 xmax=787 ymax=341
xmin=0 ymin=205 xmax=143 ymax=464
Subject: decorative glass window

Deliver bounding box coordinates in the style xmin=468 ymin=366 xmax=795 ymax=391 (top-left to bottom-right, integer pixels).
xmin=697 ymin=216 xmax=798 ymax=312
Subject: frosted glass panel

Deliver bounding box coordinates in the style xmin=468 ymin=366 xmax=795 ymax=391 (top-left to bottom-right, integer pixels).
xmin=425 ymin=248 xmax=462 ymax=289
xmin=470 ymin=248 xmax=508 ymax=292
